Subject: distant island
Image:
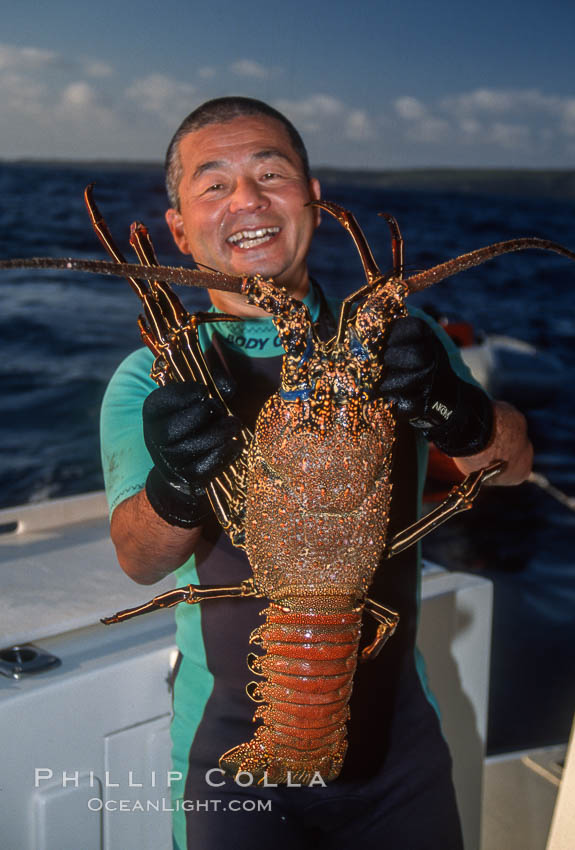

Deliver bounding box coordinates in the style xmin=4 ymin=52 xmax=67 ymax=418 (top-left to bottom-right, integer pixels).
xmin=315 ymin=167 xmax=575 ymax=200
xmin=3 ymin=160 xmax=575 ymax=199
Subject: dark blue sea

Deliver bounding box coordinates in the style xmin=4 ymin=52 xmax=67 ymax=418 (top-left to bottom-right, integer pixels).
xmin=0 ymin=162 xmax=573 ymax=753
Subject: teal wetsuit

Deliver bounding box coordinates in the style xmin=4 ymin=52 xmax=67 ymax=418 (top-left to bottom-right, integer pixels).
xmin=101 ymin=283 xmax=474 ymax=849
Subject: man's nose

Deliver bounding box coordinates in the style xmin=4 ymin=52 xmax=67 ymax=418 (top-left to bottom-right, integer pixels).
xmin=228 ymin=178 xmax=269 ymax=214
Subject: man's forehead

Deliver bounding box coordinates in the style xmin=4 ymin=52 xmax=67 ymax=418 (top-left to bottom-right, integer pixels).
xmin=178 ymin=116 xmax=302 ymax=173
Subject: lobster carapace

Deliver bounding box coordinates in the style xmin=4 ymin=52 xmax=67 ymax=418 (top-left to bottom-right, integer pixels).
xmin=2 ymin=188 xmax=575 ymax=784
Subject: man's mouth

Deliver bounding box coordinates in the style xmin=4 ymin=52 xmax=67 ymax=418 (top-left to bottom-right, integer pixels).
xmin=227 ymin=226 xmax=280 ymax=250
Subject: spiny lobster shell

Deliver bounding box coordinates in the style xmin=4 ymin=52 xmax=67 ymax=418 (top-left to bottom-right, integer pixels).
xmin=62 ymin=192 xmax=559 ymax=785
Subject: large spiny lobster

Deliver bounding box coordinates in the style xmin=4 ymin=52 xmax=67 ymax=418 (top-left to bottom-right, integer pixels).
xmin=2 ymin=187 xmax=575 ymax=785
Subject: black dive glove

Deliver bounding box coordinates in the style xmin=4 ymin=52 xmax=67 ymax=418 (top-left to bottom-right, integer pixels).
xmin=143 ymin=380 xmax=242 ymax=528
xmin=379 ymin=316 xmax=494 ymax=457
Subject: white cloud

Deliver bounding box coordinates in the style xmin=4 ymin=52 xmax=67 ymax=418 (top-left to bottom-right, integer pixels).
xmin=395 ymin=96 xmax=427 ymax=121
xmin=345 ymin=109 xmax=373 ymax=141
xmin=560 ymin=98 xmax=575 ymax=136
xmin=0 ymin=71 xmax=48 ymax=113
xmin=61 ymin=81 xmax=99 ymax=109
xmin=459 ymin=118 xmax=481 ymax=137
xmin=271 ymin=95 xmax=377 ymax=164
xmin=442 ymin=88 xmax=515 ymax=114
xmin=390 ymin=86 xmax=575 ymax=161
xmin=298 ymin=94 xmax=343 ymax=117
xmin=84 ymin=60 xmax=114 ymax=78
xmin=0 ymin=46 xmax=195 ymax=157
xmin=0 ymin=44 xmax=58 ymax=71
xmin=410 ymin=117 xmax=450 ymax=143
xmin=441 ymin=87 xmax=572 ymax=119
xmin=230 ymin=59 xmax=269 ymax=78
xmin=440 ymin=88 xmax=575 ymax=142
xmin=198 ymin=66 xmax=216 ymax=79
xmin=0 ymin=43 xmax=110 ymax=78
xmin=55 ymin=81 xmax=117 ymax=136
xmin=275 ymin=94 xmax=344 ymax=132
xmin=394 ymin=96 xmax=448 ymax=142
xmin=487 ymin=122 xmax=531 ymax=149
xmin=125 ymin=74 xmax=196 ymax=123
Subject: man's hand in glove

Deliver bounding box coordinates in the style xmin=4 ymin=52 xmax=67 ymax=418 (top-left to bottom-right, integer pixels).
xmin=143 ymin=380 xmax=242 ymax=528
xmin=379 ymin=316 xmax=494 ymax=457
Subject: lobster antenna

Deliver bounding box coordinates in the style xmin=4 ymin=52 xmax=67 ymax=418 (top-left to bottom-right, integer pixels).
xmin=0 ymin=256 xmax=246 ymax=293
xmin=405 ymin=238 xmax=575 ymax=292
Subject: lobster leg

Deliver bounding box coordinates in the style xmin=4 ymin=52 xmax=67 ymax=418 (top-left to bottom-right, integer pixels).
xmin=101 ymin=578 xmax=261 ymax=624
xmin=384 ymin=460 xmax=505 ymax=558
xmin=360 ymin=598 xmax=400 ymax=661
xmin=360 ymin=462 xmax=504 ymax=661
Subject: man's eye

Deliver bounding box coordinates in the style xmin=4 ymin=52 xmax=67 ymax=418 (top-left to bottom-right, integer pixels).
xmin=201 ymin=183 xmax=225 ymax=195
xmin=262 ymin=172 xmax=280 ymax=180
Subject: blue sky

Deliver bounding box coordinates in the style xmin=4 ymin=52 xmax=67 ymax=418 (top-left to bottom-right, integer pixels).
xmin=2 ymin=0 xmax=574 ymax=168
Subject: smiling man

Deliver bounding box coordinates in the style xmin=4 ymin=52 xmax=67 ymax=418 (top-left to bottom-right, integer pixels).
xmin=100 ymin=97 xmax=532 ymax=850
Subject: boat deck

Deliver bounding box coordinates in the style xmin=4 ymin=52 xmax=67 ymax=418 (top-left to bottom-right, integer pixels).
xmin=482 ymin=745 xmax=564 ymax=850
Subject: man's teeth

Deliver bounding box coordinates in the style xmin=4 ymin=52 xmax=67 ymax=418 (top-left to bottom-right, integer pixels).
xmin=227 ymin=227 xmax=280 ymax=248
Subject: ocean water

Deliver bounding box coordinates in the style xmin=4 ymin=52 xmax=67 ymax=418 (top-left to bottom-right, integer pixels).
xmin=0 ymin=162 xmax=573 ymax=752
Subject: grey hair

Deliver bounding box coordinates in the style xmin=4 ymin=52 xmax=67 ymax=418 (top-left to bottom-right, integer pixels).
xmin=164 ymin=96 xmax=311 ymax=210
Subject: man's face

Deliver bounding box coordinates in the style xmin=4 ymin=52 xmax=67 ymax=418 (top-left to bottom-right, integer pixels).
xmin=165 ymin=116 xmax=321 ymax=300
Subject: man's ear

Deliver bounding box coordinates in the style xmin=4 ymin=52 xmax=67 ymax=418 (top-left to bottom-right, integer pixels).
xmin=309 ymin=178 xmax=322 ymax=227
xmin=165 ymin=208 xmax=190 ymax=254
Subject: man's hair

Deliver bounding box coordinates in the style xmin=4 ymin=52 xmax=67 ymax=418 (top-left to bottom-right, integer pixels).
xmin=164 ymin=96 xmax=310 ymax=210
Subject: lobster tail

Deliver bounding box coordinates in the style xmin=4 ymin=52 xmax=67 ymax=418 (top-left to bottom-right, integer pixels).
xmin=219 ymin=606 xmax=363 ymax=785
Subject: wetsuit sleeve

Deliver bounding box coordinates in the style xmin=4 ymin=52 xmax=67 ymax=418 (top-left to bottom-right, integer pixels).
xmin=100 ymin=347 xmax=157 ymax=515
